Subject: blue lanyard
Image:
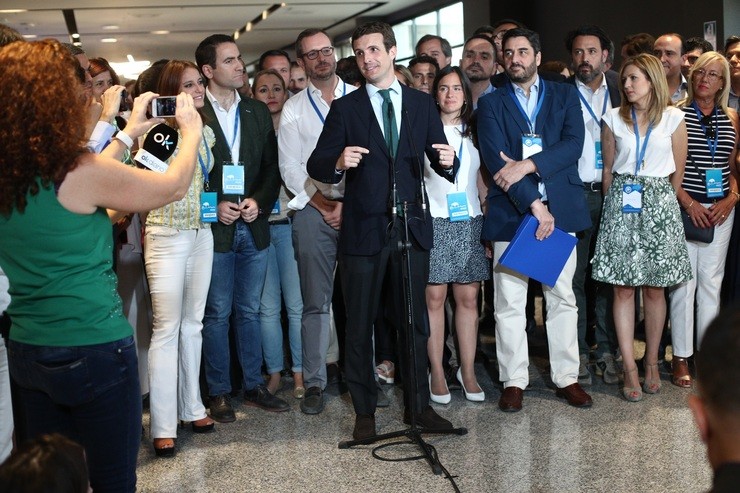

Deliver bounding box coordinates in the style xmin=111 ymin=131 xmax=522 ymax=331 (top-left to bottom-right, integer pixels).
xmin=631 ymin=107 xmax=653 ymax=175
xmin=198 ymin=131 xmax=211 ymax=188
xmin=454 ymin=126 xmax=465 ymax=190
xmin=577 ymin=88 xmax=608 ymax=127
xmin=509 ymin=79 xmax=545 ymax=134
xmin=228 ymin=108 xmax=240 ymax=162
xmin=307 ymin=80 xmax=346 ymax=124
xmin=691 ymin=101 xmax=719 ymax=164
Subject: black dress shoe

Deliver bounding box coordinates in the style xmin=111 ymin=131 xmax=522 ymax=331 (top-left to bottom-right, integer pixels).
xmin=403 ymin=406 xmax=453 ymax=431
xmin=353 ymin=414 xmax=376 ymax=440
xmin=209 ymin=394 xmax=236 ymax=423
xmin=244 ymin=385 xmax=290 ymax=412
xmin=300 ymin=386 xmax=324 ymax=415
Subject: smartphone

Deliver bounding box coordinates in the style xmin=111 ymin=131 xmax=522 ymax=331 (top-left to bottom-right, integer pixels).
xmin=150 ymin=96 xmax=177 ymax=117
xmin=119 ymin=89 xmax=129 ymax=113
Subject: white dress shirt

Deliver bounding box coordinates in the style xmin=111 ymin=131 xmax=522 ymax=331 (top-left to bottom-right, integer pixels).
xmin=278 ymin=76 xmax=356 ymax=211
xmin=576 ymin=75 xmax=612 ymax=184
xmin=206 ymin=87 xmax=241 ymax=163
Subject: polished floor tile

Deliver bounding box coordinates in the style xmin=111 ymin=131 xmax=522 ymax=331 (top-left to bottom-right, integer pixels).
xmin=136 ymin=336 xmax=710 ymax=492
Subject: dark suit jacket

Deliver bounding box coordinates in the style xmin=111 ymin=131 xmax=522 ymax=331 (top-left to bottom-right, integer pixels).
xmin=477 ymin=78 xmax=590 ymax=241
xmin=565 ymin=69 xmax=621 ymax=108
xmin=307 ymin=84 xmax=458 ymax=256
xmin=202 ymin=96 xmax=280 ymax=252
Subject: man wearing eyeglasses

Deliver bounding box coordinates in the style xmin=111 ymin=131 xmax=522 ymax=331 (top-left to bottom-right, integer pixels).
xmin=278 ymin=28 xmax=357 ymax=416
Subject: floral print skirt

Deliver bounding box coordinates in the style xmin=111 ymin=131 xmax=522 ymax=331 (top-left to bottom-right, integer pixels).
xmin=592 ymin=174 xmax=692 ymax=287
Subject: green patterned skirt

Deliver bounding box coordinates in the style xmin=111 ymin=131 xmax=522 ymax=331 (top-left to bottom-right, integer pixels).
xmin=592 ymin=174 xmax=692 ymax=287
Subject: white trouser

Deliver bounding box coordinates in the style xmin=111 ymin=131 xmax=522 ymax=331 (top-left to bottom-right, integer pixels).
xmin=145 ymin=227 xmax=213 ymax=438
xmin=670 ymin=207 xmax=734 ymax=357
xmin=0 ymin=337 xmax=12 ymax=462
xmin=493 ymin=241 xmax=579 ymax=389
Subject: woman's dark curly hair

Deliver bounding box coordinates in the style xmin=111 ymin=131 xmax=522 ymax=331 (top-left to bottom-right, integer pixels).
xmin=0 ymin=39 xmax=89 ymax=215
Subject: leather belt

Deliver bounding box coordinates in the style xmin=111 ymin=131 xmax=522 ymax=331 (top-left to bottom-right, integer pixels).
xmin=583 ymin=182 xmax=602 ymax=192
xmin=268 ymin=218 xmax=291 ymax=225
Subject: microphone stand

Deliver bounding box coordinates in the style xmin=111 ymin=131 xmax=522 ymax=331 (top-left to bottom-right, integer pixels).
xmin=339 ymin=119 xmax=467 ymax=478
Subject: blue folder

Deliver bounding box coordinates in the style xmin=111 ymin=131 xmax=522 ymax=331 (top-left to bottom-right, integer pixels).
xmin=498 ymin=214 xmax=577 ymax=287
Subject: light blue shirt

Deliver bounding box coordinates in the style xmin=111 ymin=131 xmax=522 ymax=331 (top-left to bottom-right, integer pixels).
xmin=473 ymin=83 xmax=495 ymax=111
xmin=512 ymin=74 xmax=541 ymax=134
xmin=366 ymin=78 xmax=403 ymax=141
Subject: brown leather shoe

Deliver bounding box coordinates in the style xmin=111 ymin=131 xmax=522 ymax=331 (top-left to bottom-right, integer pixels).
xmin=352 ymin=414 xmax=376 ymax=440
xmin=498 ymin=386 xmax=523 ymax=412
xmin=555 ymin=383 xmax=593 ymax=408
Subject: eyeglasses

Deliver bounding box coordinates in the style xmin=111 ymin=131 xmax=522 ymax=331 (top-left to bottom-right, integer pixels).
xmin=692 ymin=68 xmax=723 ymax=82
xmin=301 ymin=47 xmax=334 ymax=60
xmin=700 ymin=114 xmax=716 ymax=139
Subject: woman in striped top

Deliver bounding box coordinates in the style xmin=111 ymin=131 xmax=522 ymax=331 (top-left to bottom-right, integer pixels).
xmin=669 ymin=52 xmax=740 ymax=388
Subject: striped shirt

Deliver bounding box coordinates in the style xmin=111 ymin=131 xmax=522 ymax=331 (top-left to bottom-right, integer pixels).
xmin=681 ymin=106 xmax=737 ymax=203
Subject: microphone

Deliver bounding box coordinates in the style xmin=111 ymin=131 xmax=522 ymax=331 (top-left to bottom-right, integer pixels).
xmin=403 ymin=109 xmax=428 ymax=215
xmin=134 ymin=123 xmax=179 ymax=173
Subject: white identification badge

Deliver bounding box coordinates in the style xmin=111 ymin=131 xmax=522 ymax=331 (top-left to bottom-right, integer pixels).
xmin=222 ymin=163 xmax=245 ymax=195
xmin=595 ymin=141 xmax=603 ymax=169
xmin=705 ymin=168 xmax=723 ymax=198
xmin=622 ymin=183 xmax=643 ymax=214
xmin=522 ymin=134 xmax=542 ymax=159
xmin=446 ymin=191 xmax=469 ymax=222
xmin=200 ymin=192 xmax=217 ymax=223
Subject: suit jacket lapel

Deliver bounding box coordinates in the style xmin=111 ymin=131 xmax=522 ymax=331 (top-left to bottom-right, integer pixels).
xmin=353 ymin=88 xmax=391 ymax=159
xmin=238 ymin=101 xmax=254 ymax=163
xmin=501 ymin=87 xmax=530 ymax=136
xmin=202 ymin=99 xmax=231 ymax=160
xmin=534 ymin=80 xmax=553 ymax=134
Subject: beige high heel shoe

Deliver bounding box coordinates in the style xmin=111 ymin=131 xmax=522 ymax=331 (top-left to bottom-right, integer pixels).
xmin=622 ymin=366 xmax=643 ymax=402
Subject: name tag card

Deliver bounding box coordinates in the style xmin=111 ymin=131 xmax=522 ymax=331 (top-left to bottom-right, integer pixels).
xmin=522 ymin=134 xmax=542 ymax=159
xmin=595 ymin=141 xmax=603 ymax=169
xmin=447 ymin=191 xmax=470 ymax=222
xmin=200 ymin=192 xmax=217 ymax=223
xmin=705 ymin=168 xmax=724 ymax=198
xmin=222 ymin=162 xmax=245 ymax=195
xmin=622 ymin=183 xmax=643 ymax=214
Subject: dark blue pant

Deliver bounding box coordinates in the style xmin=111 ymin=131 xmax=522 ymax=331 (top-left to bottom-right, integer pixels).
xmin=8 ymin=335 xmax=141 ymax=493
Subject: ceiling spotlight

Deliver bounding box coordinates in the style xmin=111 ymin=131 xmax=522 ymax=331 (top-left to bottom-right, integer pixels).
xmin=102 ymin=25 xmax=119 ymax=30
xmin=0 ymin=9 xmax=27 ymax=13
xmin=22 ymin=34 xmax=37 ymax=39
xmin=71 ymin=33 xmax=80 ymax=39
xmin=151 ymin=30 xmax=169 ymax=35
xmin=101 ymin=38 xmax=117 ymax=43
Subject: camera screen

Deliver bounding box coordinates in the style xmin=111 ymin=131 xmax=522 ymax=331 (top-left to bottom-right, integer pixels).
xmin=155 ymin=97 xmax=177 ymax=117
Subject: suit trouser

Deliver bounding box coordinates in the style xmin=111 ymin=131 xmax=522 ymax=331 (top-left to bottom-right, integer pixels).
xmin=670 ymin=207 xmax=734 ymax=357
xmin=340 ymin=221 xmax=431 ymax=415
xmin=292 ymin=206 xmax=339 ymax=389
xmin=573 ymin=188 xmax=616 ymax=358
xmin=493 ymin=241 xmax=579 ymax=389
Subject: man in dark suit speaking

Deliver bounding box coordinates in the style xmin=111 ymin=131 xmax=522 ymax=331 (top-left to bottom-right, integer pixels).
xmin=477 ymin=28 xmax=592 ymax=412
xmin=308 ymin=21 xmax=458 ymax=440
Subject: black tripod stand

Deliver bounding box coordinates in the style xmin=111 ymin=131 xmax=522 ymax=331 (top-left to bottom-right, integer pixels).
xmin=338 ymin=202 xmax=467 ymax=476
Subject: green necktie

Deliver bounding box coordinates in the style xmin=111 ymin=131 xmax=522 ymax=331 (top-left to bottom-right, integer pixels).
xmin=379 ymin=89 xmax=398 ymax=159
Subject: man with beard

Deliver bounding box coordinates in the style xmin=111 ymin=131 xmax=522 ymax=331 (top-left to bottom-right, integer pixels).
xmin=408 ymin=55 xmax=439 ymax=94
xmin=564 ymin=25 xmax=621 ymax=386
xmin=278 ymin=28 xmax=357 ymax=415
xmin=460 ymin=35 xmax=497 ymax=109
xmin=477 ymin=28 xmax=592 ymax=412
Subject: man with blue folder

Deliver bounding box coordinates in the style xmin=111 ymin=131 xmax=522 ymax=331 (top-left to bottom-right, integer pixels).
xmin=477 ymin=28 xmax=592 ymax=412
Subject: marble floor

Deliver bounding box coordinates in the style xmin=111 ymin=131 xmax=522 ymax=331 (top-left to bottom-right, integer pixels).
xmin=136 ymin=332 xmax=711 ymax=493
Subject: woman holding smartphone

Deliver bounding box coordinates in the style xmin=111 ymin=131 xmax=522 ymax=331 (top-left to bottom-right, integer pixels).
xmin=0 ymin=40 xmax=201 ymax=491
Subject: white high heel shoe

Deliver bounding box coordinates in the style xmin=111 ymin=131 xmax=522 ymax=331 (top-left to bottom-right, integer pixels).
xmin=428 ymin=373 xmax=451 ymax=404
xmin=457 ymin=368 xmax=485 ymax=402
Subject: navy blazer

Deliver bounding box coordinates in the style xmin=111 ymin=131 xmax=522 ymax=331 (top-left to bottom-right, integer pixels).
xmin=477 ymin=79 xmax=590 ymax=241
xmin=307 ymin=84 xmax=458 ymax=256
xmin=201 ymin=97 xmax=280 ymax=252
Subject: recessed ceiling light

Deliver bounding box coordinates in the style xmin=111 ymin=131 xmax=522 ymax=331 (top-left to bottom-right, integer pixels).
xmin=102 ymin=25 xmax=119 ymax=30
xmin=0 ymin=9 xmax=27 ymax=13
xmin=22 ymin=34 xmax=37 ymax=39
xmin=101 ymin=38 xmax=117 ymax=43
xmin=71 ymin=33 xmax=80 ymax=39
xmin=151 ymin=30 xmax=169 ymax=35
